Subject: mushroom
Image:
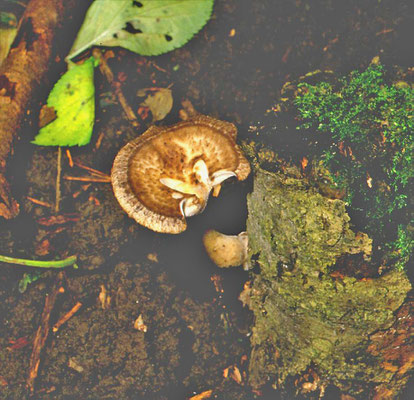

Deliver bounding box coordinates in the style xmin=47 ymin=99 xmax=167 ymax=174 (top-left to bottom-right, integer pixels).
xmin=203 ymin=230 xmax=249 ymax=270
xmin=111 ymin=115 xmax=251 ymax=233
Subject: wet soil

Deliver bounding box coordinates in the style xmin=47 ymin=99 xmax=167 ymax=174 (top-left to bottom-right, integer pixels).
xmin=0 ymin=0 xmax=413 ymax=399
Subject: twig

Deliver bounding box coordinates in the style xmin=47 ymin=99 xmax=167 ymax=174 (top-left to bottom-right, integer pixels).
xmin=72 ymin=160 xmax=110 ymax=178
xmin=65 ymin=149 xmax=73 ymax=168
xmin=27 ymin=272 xmax=64 ymax=393
xmin=64 ymin=176 xmax=110 ymax=183
xmin=0 ymin=254 xmax=77 ymax=269
xmin=95 ymin=132 xmax=104 ymax=149
xmin=92 ymin=48 xmax=139 ymax=127
xmin=52 ymin=301 xmax=82 ymax=332
xmin=26 ymin=197 xmax=52 ymax=208
xmin=55 ymin=147 xmax=62 ymax=213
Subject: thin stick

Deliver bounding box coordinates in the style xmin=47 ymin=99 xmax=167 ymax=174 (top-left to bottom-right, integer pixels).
xmin=27 ymin=272 xmax=64 ymax=393
xmin=52 ymin=301 xmax=82 ymax=332
xmin=0 ymin=254 xmax=77 ymax=269
xmin=26 ymin=196 xmax=52 ymax=208
xmin=66 ymin=149 xmax=73 ymax=168
xmin=64 ymin=175 xmax=110 ymax=183
xmin=55 ymin=147 xmax=62 ymax=213
xmin=92 ymin=48 xmax=139 ymax=127
xmin=73 ymin=160 xmax=109 ymax=178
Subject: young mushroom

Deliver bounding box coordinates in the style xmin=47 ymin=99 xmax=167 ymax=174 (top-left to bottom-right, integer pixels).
xmin=111 ymin=115 xmax=250 ymax=234
xmin=203 ymin=230 xmax=249 ymax=270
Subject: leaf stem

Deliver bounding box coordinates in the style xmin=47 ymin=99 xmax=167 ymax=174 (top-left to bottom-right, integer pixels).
xmin=0 ymin=254 xmax=77 ymax=269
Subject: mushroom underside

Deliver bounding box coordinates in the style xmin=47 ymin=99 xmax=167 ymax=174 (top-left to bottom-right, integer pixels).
xmin=111 ymin=116 xmax=251 ymax=233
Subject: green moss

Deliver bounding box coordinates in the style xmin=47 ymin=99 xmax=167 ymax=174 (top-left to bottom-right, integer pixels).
xmin=243 ymin=168 xmax=411 ymax=393
xmin=291 ymin=63 xmax=414 ymax=269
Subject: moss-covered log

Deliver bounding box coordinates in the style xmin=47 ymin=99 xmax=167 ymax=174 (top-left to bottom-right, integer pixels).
xmin=241 ymin=167 xmax=411 ymax=397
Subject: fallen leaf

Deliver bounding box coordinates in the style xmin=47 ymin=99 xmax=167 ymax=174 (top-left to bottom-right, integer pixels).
xmin=32 ymin=57 xmax=96 ymax=147
xmin=138 ymin=88 xmax=173 ymax=122
xmin=223 ymin=365 xmax=243 ymax=384
xmin=68 ymin=0 xmax=214 ymax=59
xmin=230 ymin=365 xmax=242 ymax=384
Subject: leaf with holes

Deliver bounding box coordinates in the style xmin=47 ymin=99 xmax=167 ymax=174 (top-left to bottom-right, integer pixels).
xmin=32 ymin=57 xmax=96 ymax=147
xmin=68 ymin=0 xmax=214 ymax=59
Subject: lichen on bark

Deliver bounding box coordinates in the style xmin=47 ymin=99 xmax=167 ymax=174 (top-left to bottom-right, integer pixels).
xmin=241 ymin=166 xmax=411 ymax=394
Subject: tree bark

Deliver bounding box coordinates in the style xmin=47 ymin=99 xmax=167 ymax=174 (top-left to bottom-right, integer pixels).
xmin=0 ymin=0 xmax=89 ymax=219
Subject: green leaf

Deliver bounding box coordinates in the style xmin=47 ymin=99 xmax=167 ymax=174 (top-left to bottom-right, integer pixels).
xmin=32 ymin=57 xmax=96 ymax=147
xmin=68 ymin=0 xmax=214 ymax=59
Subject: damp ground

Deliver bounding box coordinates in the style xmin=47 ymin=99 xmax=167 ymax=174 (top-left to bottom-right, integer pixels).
xmin=0 ymin=1 xmax=412 ymax=399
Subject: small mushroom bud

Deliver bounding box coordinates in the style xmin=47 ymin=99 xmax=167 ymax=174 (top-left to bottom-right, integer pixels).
xmin=203 ymin=230 xmax=249 ymax=270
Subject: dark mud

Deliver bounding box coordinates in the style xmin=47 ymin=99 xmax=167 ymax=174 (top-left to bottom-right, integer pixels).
xmin=0 ymin=0 xmax=412 ymax=399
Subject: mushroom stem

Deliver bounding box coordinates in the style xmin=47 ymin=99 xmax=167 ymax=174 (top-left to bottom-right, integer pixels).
xmin=203 ymin=230 xmax=249 ymax=269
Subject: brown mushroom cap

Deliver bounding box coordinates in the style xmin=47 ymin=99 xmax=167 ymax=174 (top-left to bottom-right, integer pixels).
xmin=111 ymin=115 xmax=251 ymax=234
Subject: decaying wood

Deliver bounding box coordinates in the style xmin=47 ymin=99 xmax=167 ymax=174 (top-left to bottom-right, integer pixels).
xmin=368 ymin=298 xmax=414 ymax=399
xmin=27 ymin=271 xmax=65 ymax=393
xmin=0 ymin=0 xmax=88 ymax=219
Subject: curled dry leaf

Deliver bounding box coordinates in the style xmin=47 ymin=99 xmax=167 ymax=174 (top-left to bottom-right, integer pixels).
xmin=137 ymin=88 xmax=173 ymax=122
xmin=231 ymin=366 xmax=243 ymax=384
xmin=223 ymin=365 xmax=242 ymax=384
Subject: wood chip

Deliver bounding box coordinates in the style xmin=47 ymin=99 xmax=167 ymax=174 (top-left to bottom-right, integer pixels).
xmin=98 ymin=285 xmax=111 ymax=309
xmin=134 ymin=314 xmax=147 ymax=332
